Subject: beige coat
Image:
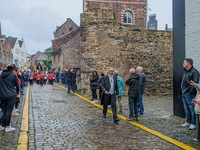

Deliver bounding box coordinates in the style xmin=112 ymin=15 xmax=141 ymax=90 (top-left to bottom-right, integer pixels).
xmin=195 ymin=95 xmax=200 ymax=114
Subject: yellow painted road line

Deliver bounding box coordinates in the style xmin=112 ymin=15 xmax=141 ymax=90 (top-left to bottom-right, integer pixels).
xmin=55 ymin=84 xmax=196 ymax=150
xmin=17 ymin=85 xmax=29 ymax=150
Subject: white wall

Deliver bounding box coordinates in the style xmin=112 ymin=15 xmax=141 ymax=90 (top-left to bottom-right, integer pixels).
xmin=185 ymin=0 xmax=200 ymax=71
xmin=12 ymin=39 xmax=27 ymax=69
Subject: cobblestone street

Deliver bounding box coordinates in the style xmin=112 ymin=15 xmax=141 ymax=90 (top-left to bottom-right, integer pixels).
xmin=28 ymin=84 xmax=184 ymax=150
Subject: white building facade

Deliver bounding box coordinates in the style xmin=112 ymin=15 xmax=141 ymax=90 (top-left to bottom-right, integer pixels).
xmin=6 ymin=37 xmax=27 ymax=69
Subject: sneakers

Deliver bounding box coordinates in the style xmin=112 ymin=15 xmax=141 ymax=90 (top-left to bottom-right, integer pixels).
xmin=5 ymin=127 xmax=16 ymax=132
xmin=0 ymin=126 xmax=4 ymax=131
xmin=181 ymin=122 xmax=191 ymax=128
xmin=15 ymin=109 xmax=19 ymax=112
xmin=194 ymin=138 xmax=200 ymax=142
xmin=92 ymin=100 xmax=98 ymax=103
xmin=189 ymin=124 xmax=196 ymax=130
xmin=126 ymin=117 xmax=134 ymax=121
xmin=12 ymin=112 xmax=20 ymax=116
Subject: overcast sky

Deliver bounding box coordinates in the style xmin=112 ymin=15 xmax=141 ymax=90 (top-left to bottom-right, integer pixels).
xmin=0 ymin=0 xmax=172 ymax=55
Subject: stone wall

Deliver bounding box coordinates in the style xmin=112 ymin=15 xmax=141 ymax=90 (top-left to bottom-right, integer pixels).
xmin=83 ymin=0 xmax=147 ymax=29
xmin=80 ymin=8 xmax=173 ymax=96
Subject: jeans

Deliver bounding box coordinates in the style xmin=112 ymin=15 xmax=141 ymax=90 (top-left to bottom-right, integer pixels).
xmin=91 ymin=89 xmax=97 ymax=99
xmin=138 ymin=92 xmax=144 ymax=115
xmin=128 ymin=97 xmax=138 ymax=118
xmin=0 ymin=99 xmax=15 ymax=127
xmin=40 ymin=79 xmax=43 ymax=86
xmin=66 ymin=81 xmax=74 ymax=93
xmin=182 ymin=94 xmax=196 ymax=125
xmin=20 ymin=85 xmax=24 ymax=94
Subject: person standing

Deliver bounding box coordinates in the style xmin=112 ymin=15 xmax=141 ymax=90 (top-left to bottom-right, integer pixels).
xmin=114 ymin=70 xmax=124 ymax=113
xmin=61 ymin=71 xmax=65 ymax=84
xmin=99 ymin=73 xmax=104 ymax=101
xmin=189 ymin=80 xmax=200 ymax=142
xmin=101 ymin=67 xmax=119 ymax=124
xmin=0 ymin=64 xmax=19 ymax=132
xmin=136 ymin=66 xmax=146 ymax=115
xmin=65 ymin=68 xmax=74 ymax=93
xmin=181 ymin=58 xmax=199 ymax=130
xmin=90 ymin=71 xmax=99 ymax=102
xmin=126 ymin=68 xmax=140 ymax=121
xmin=72 ymin=69 xmax=77 ymax=91
xmin=20 ymin=71 xmax=26 ymax=95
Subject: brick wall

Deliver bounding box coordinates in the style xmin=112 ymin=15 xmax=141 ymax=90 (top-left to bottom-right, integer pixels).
xmin=81 ymin=8 xmax=173 ymax=96
xmin=185 ymin=0 xmax=200 ymax=71
xmin=84 ymin=0 xmax=147 ymax=29
xmin=54 ymin=18 xmax=79 ymax=39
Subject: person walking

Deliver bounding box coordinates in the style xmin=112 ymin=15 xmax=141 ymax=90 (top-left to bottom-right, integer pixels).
xmin=65 ymin=68 xmax=74 ymax=93
xmin=136 ymin=66 xmax=146 ymax=115
xmin=90 ymin=71 xmax=99 ymax=102
xmin=189 ymin=80 xmax=200 ymax=142
xmin=99 ymin=73 xmax=104 ymax=101
xmin=114 ymin=70 xmax=124 ymax=113
xmin=29 ymin=71 xmax=34 ymax=85
xmin=0 ymin=64 xmax=19 ymax=132
xmin=181 ymin=58 xmax=199 ymax=130
xmin=126 ymin=68 xmax=140 ymax=121
xmin=100 ymin=67 xmax=119 ymax=124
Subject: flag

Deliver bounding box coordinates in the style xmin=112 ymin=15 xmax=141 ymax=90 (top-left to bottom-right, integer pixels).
xmin=25 ymin=62 xmax=29 ymax=67
xmin=149 ymin=8 xmax=152 ymax=11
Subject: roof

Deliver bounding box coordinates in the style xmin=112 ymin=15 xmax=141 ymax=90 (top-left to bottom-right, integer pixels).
xmin=6 ymin=37 xmax=17 ymax=49
xmin=37 ymin=55 xmax=47 ymax=61
xmin=55 ymin=18 xmax=78 ymax=32
xmin=149 ymin=14 xmax=156 ymax=17
xmin=2 ymin=43 xmax=9 ymax=52
xmin=18 ymin=40 xmax=23 ymax=47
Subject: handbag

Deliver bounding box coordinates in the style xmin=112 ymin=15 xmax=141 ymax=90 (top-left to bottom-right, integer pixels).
xmin=91 ymin=82 xmax=98 ymax=87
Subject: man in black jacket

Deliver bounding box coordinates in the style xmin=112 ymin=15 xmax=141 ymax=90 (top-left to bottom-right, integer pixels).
xmin=136 ymin=66 xmax=146 ymax=115
xmin=101 ymin=67 xmax=119 ymax=123
xmin=126 ymin=68 xmax=140 ymax=121
xmin=64 ymin=68 xmax=74 ymax=93
xmin=181 ymin=58 xmax=199 ymax=130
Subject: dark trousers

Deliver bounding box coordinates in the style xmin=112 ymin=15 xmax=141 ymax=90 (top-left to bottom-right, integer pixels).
xmin=99 ymin=87 xmax=102 ymax=99
xmin=103 ymin=93 xmax=117 ymax=120
xmin=91 ymin=89 xmax=97 ymax=99
xmin=37 ymin=80 xmax=40 ymax=84
xmin=128 ymin=97 xmax=138 ymax=118
xmin=62 ymin=78 xmax=65 ymax=84
xmin=44 ymin=79 xmax=47 ymax=84
xmin=15 ymin=98 xmax=20 ymax=109
xmin=50 ymin=80 xmax=53 ymax=85
xmin=29 ymin=79 xmax=33 ymax=85
xmin=66 ymin=81 xmax=74 ymax=93
xmin=0 ymin=99 xmax=15 ymax=127
xmin=40 ymin=79 xmax=43 ymax=86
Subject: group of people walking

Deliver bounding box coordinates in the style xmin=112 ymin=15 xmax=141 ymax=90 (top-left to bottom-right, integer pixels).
xmin=90 ymin=66 xmax=146 ymax=123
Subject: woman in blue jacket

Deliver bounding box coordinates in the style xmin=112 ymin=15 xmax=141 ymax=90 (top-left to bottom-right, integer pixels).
xmin=114 ymin=70 xmax=124 ymax=113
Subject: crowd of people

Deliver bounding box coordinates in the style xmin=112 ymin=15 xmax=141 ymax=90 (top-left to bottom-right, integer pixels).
xmin=0 ymin=59 xmax=199 ymax=142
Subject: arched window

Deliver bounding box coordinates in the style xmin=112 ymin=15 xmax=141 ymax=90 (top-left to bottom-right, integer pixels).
xmin=124 ymin=11 xmax=132 ymax=24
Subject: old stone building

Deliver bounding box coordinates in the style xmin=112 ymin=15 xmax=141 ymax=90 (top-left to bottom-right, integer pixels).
xmin=52 ymin=18 xmax=81 ymax=72
xmin=83 ymin=0 xmax=147 ymax=29
xmin=30 ymin=51 xmax=49 ymax=71
xmin=2 ymin=43 xmax=13 ymax=64
xmin=80 ymin=8 xmax=173 ymax=96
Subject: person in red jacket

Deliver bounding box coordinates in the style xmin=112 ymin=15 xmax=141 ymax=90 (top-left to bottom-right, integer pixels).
xmin=49 ymin=72 xmax=55 ymax=85
xmin=40 ymin=72 xmax=45 ymax=86
xmin=34 ymin=71 xmax=37 ymax=83
xmin=29 ymin=71 xmax=34 ymax=85
xmin=36 ymin=72 xmax=41 ymax=85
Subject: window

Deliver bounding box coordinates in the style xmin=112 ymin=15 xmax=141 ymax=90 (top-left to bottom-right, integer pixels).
xmin=124 ymin=11 xmax=132 ymax=24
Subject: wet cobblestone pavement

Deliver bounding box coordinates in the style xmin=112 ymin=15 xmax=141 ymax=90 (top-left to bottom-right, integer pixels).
xmin=28 ymin=84 xmax=184 ymax=150
xmin=0 ymin=88 xmax=26 ymax=150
